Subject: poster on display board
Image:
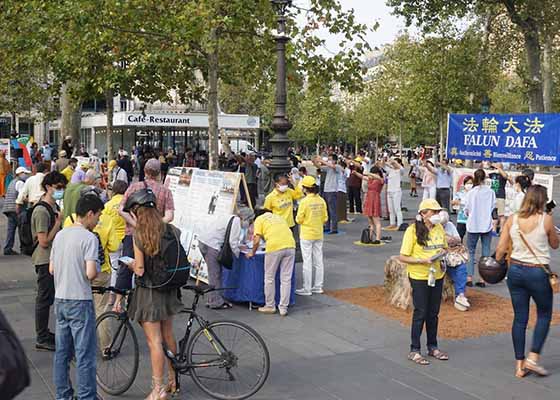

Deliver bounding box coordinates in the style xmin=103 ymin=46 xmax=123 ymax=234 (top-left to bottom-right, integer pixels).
xmin=447 ymin=113 xmax=560 ymax=166
xmin=0 ymin=138 xmax=10 ymax=159
xmin=451 ymin=167 xmax=554 ymax=216
xmin=165 ymin=167 xmax=242 ymax=283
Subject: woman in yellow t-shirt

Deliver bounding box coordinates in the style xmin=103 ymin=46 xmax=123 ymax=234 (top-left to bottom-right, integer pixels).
xmin=399 ymin=199 xmax=448 ymax=365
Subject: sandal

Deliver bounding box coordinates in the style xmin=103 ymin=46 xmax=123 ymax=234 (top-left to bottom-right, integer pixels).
xmin=525 ymin=358 xmax=548 ymax=376
xmin=166 ymin=375 xmax=178 ymax=396
xmin=408 ymin=352 xmax=430 ymax=365
xmin=475 ymin=281 xmax=486 ymax=288
xmin=428 ymin=349 xmax=449 ymax=361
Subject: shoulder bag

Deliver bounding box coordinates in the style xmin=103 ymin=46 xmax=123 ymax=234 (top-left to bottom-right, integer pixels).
xmin=518 ymin=229 xmax=560 ymax=294
xmin=218 ymin=217 xmax=236 ymax=269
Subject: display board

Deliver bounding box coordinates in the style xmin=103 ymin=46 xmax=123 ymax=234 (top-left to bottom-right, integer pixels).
xmin=166 ymin=167 xmax=243 ymax=283
xmin=451 ymin=167 xmax=554 ymax=215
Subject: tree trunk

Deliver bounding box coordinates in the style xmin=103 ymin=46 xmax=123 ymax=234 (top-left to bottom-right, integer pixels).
xmin=543 ymin=33 xmax=553 ymax=113
xmin=105 ymin=88 xmax=114 ymax=161
xmin=523 ymin=29 xmax=545 ymax=113
xmin=207 ymin=28 xmax=219 ymax=171
xmin=60 ymin=83 xmax=81 ymax=153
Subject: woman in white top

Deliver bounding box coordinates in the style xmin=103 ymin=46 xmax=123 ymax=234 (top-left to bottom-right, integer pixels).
xmin=496 ymin=185 xmax=559 ymax=378
xmin=464 ymin=169 xmax=495 ymax=287
xmin=508 ymin=175 xmax=531 ymax=216
xmin=419 ymin=159 xmax=436 ymax=201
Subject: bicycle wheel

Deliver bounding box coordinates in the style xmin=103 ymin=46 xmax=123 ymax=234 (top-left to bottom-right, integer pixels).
xmin=95 ymin=311 xmax=139 ymax=395
xmin=187 ymin=320 xmax=270 ymax=400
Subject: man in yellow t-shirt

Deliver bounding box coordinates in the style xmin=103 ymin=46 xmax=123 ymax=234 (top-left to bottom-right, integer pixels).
xmin=60 ymin=158 xmax=78 ymax=183
xmin=295 ymin=176 xmax=328 ymax=296
xmin=263 ymin=174 xmax=303 ymax=228
xmin=399 ymin=198 xmax=448 ymax=364
xmin=248 ymin=209 xmax=295 ymax=316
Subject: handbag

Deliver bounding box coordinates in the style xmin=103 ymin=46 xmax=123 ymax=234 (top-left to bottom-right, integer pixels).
xmin=360 ymin=227 xmax=371 ymax=244
xmin=445 ymin=244 xmax=469 ymax=267
xmin=518 ymin=230 xmax=560 ymax=294
xmin=218 ymin=216 xmax=235 ymax=269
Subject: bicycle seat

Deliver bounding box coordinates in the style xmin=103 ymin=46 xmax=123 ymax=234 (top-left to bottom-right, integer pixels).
xmin=182 ymin=284 xmax=215 ymax=295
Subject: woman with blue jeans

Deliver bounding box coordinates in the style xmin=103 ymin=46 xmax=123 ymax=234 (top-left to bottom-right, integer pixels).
xmin=464 ymin=169 xmax=495 ymax=287
xmin=496 ymin=185 xmax=559 ymax=378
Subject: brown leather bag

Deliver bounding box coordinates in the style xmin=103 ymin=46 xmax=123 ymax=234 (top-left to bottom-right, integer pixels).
xmin=518 ymin=230 xmax=560 ymax=294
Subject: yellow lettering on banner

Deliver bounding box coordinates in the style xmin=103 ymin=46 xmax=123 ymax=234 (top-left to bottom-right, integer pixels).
xmin=462 ymin=117 xmax=479 ymax=132
xmin=503 ymin=118 xmax=521 ymax=134
xmin=482 ymin=117 xmax=499 ymax=134
xmin=523 ymin=117 xmax=544 ymax=134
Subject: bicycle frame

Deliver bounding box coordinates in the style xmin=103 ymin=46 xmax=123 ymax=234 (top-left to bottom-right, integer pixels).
xmin=164 ymin=291 xmax=231 ymax=374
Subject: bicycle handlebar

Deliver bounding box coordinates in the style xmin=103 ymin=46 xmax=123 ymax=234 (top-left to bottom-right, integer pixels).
xmin=92 ymin=286 xmax=129 ymax=296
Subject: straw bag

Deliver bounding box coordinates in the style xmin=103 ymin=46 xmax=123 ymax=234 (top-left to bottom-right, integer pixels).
xmin=445 ymin=244 xmax=469 ymax=267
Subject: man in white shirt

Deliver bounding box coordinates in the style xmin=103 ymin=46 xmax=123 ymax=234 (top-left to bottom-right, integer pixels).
xmin=16 ymin=162 xmax=47 ymax=209
xmin=382 ymin=158 xmax=404 ymax=230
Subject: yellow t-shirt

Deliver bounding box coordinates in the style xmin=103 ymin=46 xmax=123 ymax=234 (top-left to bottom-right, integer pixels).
xmin=104 ymin=194 xmax=126 ymax=240
xmin=400 ymin=224 xmax=447 ymax=280
xmin=263 ymin=187 xmax=303 ymax=227
xmin=61 ymin=166 xmax=74 ymax=183
xmin=296 ymin=194 xmax=328 ymax=240
xmin=253 ymin=213 xmax=295 ymax=253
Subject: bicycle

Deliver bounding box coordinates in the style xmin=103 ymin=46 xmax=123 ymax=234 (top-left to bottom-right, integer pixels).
xmin=93 ymin=285 xmax=270 ymax=400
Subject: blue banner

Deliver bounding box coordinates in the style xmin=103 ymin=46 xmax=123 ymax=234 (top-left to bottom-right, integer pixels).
xmin=446 ymin=113 xmax=560 ymax=166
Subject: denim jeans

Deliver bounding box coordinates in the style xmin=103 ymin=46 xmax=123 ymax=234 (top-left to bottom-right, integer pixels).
xmin=506 ymin=264 xmax=553 ymax=360
xmin=446 ymin=263 xmax=468 ymax=296
xmin=466 ymin=231 xmax=492 ymax=277
xmin=54 ymin=299 xmax=97 ymax=400
xmin=323 ymin=192 xmax=338 ymax=232
xmin=3 ymin=211 xmax=18 ymax=252
xmin=409 ymin=278 xmax=443 ymax=352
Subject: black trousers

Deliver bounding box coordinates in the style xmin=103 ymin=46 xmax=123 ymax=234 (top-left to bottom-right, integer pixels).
xmin=35 ymin=264 xmax=54 ymax=342
xmin=347 ymin=186 xmax=362 ymax=213
xmin=436 ymin=188 xmax=450 ymax=211
xmin=409 ymin=277 xmax=443 ymax=352
xmin=247 ymin=183 xmax=258 ymax=209
xmin=457 ymin=223 xmax=467 ymax=242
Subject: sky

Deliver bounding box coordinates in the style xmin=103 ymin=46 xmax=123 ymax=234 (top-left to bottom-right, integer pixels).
xmin=293 ymin=0 xmax=410 ymax=53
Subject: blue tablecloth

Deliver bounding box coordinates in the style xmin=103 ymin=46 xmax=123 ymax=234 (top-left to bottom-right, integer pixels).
xmin=222 ymin=253 xmax=296 ymax=305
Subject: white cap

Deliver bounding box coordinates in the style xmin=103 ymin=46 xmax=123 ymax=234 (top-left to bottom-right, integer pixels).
xmin=15 ymin=166 xmax=31 ymax=175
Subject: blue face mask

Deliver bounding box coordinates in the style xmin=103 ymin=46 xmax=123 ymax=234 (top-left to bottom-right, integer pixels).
xmin=53 ymin=189 xmax=65 ymax=200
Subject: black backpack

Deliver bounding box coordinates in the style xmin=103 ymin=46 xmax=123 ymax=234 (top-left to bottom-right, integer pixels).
xmin=18 ymin=201 xmax=57 ymax=256
xmin=0 ymin=309 xmax=30 ymax=399
xmin=217 ymin=217 xmax=235 ymax=270
xmin=139 ymin=224 xmax=190 ymax=291
xmin=360 ymin=227 xmax=371 ymax=244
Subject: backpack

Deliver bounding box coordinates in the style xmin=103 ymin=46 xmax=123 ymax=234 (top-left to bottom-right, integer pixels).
xmin=0 ymin=309 xmax=30 ymax=399
xmin=139 ymin=224 xmax=190 ymax=291
xmin=217 ymin=217 xmax=235 ymax=270
xmin=18 ymin=201 xmax=57 ymax=256
xmin=360 ymin=227 xmax=371 ymax=244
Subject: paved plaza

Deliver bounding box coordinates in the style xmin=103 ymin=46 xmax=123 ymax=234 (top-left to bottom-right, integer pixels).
xmin=2 ymin=179 xmax=560 ymax=400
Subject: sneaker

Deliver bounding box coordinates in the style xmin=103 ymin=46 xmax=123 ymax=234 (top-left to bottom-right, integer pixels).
xmin=371 ymin=240 xmax=381 ymax=245
xmin=3 ymin=249 xmax=19 ymax=255
xmin=311 ymin=288 xmax=324 ymax=294
xmin=454 ymin=300 xmax=468 ymax=312
xmin=455 ymin=293 xmax=470 ymax=308
xmin=258 ymin=306 xmax=276 ymax=314
xmin=35 ymin=339 xmax=55 ymax=352
xmin=328 ymin=230 xmax=339 ymax=235
xmin=279 ymin=309 xmax=288 ymax=317
xmin=295 ymin=289 xmax=312 ymax=296
xmin=381 ymin=236 xmax=392 ymax=242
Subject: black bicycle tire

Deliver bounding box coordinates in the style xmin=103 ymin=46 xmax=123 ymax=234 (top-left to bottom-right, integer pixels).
xmin=187 ymin=320 xmax=270 ymax=400
xmin=95 ymin=311 xmax=139 ymax=395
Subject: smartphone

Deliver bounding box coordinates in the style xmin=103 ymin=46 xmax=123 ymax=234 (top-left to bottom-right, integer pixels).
xmin=118 ymin=256 xmax=135 ymax=265
xmin=429 ymin=252 xmax=445 ymax=263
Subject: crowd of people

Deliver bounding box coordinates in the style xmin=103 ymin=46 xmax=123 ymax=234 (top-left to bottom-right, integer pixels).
xmin=1 ymin=137 xmax=559 ymax=398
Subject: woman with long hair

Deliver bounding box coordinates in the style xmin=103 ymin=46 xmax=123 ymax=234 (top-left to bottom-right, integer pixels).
xmin=399 ymin=199 xmax=448 ymax=365
xmin=496 ymin=185 xmax=559 ymax=378
xmin=353 ymin=166 xmax=384 ymax=244
xmin=452 ymin=175 xmax=473 ymax=242
xmin=125 ymin=195 xmax=183 ymax=399
xmin=464 ymin=169 xmax=495 ymax=287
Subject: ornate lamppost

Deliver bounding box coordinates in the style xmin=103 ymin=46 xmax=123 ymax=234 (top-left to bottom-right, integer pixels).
xmin=268 ymin=0 xmax=293 ymax=177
